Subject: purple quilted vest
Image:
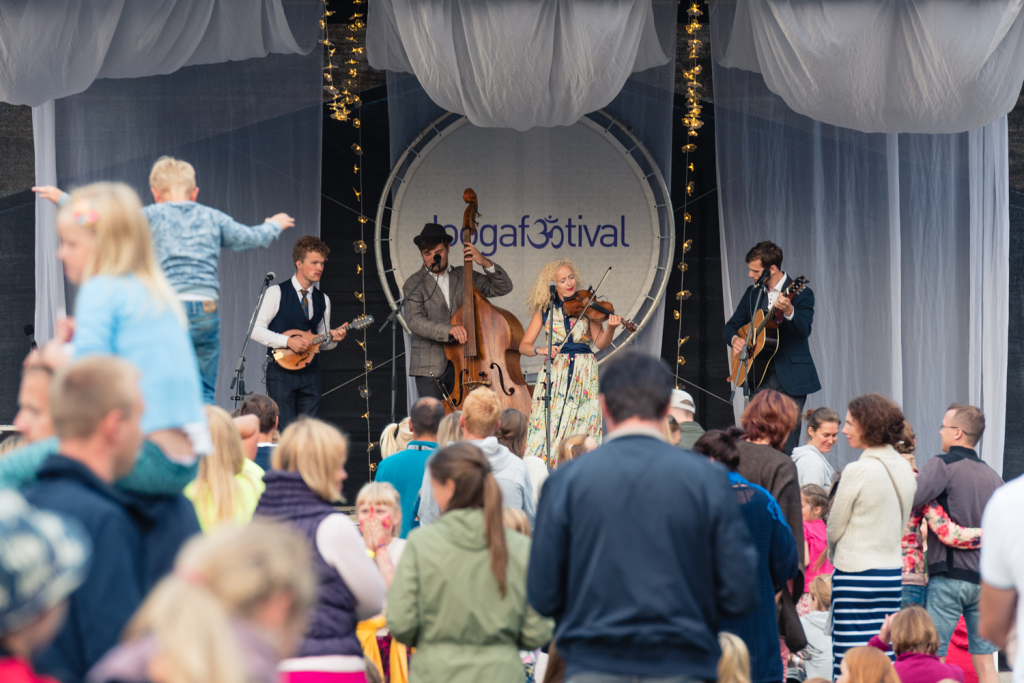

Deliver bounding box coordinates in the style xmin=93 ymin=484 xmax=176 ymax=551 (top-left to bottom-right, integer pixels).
xmin=254 ymin=470 xmax=361 ymax=657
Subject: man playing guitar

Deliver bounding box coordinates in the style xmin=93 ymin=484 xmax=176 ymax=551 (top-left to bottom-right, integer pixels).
xmin=723 ymin=241 xmax=820 ymax=454
xmin=252 ymin=236 xmax=349 ymax=429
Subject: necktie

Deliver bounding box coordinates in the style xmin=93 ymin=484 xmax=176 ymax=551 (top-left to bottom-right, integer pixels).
xmin=300 ymin=289 xmax=310 ymax=319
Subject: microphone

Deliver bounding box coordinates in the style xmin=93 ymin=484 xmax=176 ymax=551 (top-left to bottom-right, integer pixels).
xmin=432 ymin=254 xmax=441 ymax=272
xmin=549 ymin=282 xmax=558 ymax=299
xmin=23 ymin=324 xmax=36 ymax=349
xmin=264 ymin=271 xmax=275 ymax=283
xmin=755 ymin=269 xmax=771 ymax=288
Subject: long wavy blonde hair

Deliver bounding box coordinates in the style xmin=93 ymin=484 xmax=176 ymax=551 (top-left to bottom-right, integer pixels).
xmin=525 ymin=258 xmax=584 ymax=314
xmin=57 ymin=181 xmax=184 ymax=325
xmin=192 ymin=406 xmax=247 ymax=528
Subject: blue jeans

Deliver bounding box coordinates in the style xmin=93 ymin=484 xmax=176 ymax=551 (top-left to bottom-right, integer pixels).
xmin=184 ymin=301 xmax=219 ymax=405
xmin=927 ymin=575 xmax=998 ymax=656
xmin=567 ymin=676 xmax=700 ymax=683
xmin=902 ymin=583 xmax=928 ymax=607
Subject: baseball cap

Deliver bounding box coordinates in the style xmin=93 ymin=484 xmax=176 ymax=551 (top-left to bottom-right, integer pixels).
xmin=670 ymin=389 xmax=696 ymax=412
xmin=0 ymin=489 xmax=91 ymax=634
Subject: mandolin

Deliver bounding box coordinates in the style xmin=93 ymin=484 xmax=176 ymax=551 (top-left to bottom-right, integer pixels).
xmin=272 ymin=313 xmax=374 ymax=370
xmin=727 ymin=276 xmax=808 ymax=389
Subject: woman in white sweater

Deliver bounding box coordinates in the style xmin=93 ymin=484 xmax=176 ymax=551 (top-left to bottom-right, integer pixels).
xmin=827 ymin=394 xmax=916 ymax=679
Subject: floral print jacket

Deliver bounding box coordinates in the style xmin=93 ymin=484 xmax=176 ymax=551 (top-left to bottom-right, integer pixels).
xmin=902 ymin=501 xmax=982 ymax=578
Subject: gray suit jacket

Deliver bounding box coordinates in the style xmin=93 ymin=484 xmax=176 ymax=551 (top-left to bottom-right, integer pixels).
xmin=403 ymin=262 xmax=514 ymax=376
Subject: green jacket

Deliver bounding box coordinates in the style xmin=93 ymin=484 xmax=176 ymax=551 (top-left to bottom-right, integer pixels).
xmin=387 ymin=508 xmax=553 ymax=683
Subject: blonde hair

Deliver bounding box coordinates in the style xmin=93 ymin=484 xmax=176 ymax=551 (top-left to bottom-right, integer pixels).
xmin=891 ymin=606 xmax=941 ymax=656
xmin=123 ymin=521 xmax=316 ymax=683
xmin=50 ymin=356 xmax=140 ymax=440
xmin=525 ymin=259 xmax=585 ymax=314
xmin=273 ymin=418 xmax=348 ymax=502
xmin=717 ymin=632 xmax=751 ymax=683
xmin=556 ymin=433 xmax=588 ymax=466
xmin=437 ymin=411 xmax=463 ymax=447
xmin=462 ymin=389 xmax=502 ymax=438
xmin=192 ymin=406 xmax=247 ymax=528
xmin=57 ymin=182 xmax=184 ymax=324
xmin=356 ymin=482 xmax=402 ymax=538
xmin=149 ymin=156 xmax=197 ymax=195
xmin=808 ymin=574 xmax=831 ymax=610
xmin=379 ymin=418 xmax=414 ymax=459
xmin=841 ymin=646 xmax=900 ymax=683
xmin=502 ymin=508 xmax=531 ymax=537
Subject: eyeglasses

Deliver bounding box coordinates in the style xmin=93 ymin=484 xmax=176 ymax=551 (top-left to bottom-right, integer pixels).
xmin=939 ymin=424 xmax=959 ymax=432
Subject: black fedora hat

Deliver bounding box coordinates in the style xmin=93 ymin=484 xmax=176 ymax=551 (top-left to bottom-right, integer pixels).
xmin=413 ymin=223 xmax=455 ymax=248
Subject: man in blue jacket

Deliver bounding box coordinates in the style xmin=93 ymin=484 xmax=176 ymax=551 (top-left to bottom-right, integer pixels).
xmin=528 ymin=351 xmax=758 ymax=682
xmin=23 ymin=356 xmax=152 ymax=683
xmin=724 ymin=241 xmax=820 ymax=453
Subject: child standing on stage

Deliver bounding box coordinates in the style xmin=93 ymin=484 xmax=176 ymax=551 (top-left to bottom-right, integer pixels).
xmin=519 ymin=259 xmax=622 ymax=467
xmin=34 ymin=156 xmax=294 ymax=404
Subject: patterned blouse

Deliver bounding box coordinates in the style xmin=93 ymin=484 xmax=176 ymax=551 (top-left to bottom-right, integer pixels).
xmin=902 ymin=501 xmax=982 ymax=581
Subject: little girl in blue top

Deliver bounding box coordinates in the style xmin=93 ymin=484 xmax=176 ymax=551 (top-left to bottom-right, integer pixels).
xmin=1 ymin=182 xmax=208 ymax=492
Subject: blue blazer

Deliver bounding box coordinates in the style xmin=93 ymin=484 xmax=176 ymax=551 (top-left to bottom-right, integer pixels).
xmin=723 ymin=276 xmax=821 ymax=396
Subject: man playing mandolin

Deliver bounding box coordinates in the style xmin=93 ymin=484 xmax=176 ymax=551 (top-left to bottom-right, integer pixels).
xmin=404 ymin=223 xmax=514 ymax=402
xmin=724 ymin=241 xmax=820 ymax=454
xmin=252 ymin=236 xmax=350 ymax=429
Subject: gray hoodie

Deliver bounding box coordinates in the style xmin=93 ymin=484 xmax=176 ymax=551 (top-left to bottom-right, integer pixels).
xmin=417 ymin=437 xmax=535 ymax=527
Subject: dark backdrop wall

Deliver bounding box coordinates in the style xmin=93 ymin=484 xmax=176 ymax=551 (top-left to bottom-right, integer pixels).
xmin=0 ymin=190 xmax=37 ymax=425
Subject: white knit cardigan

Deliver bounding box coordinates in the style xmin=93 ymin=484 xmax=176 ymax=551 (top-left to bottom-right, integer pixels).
xmin=827 ymin=445 xmax=917 ymax=573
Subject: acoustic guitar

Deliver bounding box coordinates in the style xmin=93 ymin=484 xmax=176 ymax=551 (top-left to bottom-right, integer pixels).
xmin=272 ymin=314 xmax=374 ymax=370
xmin=727 ymin=276 xmax=808 ymax=389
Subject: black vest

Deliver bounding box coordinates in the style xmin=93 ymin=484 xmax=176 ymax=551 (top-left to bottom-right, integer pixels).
xmin=268 ymin=280 xmax=326 ymax=365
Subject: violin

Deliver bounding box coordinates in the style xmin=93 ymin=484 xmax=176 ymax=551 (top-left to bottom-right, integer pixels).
xmin=561 ymin=288 xmax=638 ymax=333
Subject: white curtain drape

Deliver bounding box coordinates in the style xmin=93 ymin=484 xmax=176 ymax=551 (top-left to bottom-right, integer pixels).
xmin=0 ymin=0 xmax=315 ymax=107
xmin=711 ymin=0 xmax=1024 ymax=134
xmin=3 ymin=0 xmax=324 ymax=408
xmin=368 ymin=0 xmax=671 ymax=130
xmin=712 ymin=12 xmax=1010 ymax=474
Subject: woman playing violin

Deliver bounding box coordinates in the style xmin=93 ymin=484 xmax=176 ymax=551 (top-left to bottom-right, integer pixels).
xmin=519 ymin=258 xmax=622 ymax=467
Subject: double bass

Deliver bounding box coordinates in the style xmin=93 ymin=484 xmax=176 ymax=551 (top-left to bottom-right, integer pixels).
xmin=443 ymin=189 xmax=532 ymax=415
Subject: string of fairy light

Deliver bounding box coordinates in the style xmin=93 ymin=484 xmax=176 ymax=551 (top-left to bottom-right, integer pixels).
xmin=321 ymin=0 xmax=377 ymax=475
xmin=674 ymin=3 xmax=704 ymax=387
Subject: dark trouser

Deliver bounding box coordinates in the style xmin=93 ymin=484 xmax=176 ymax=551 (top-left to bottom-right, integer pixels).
xmin=758 ymin=368 xmax=806 ymax=455
xmin=266 ymin=361 xmax=321 ymax=430
xmin=414 ymin=361 xmax=455 ymax=403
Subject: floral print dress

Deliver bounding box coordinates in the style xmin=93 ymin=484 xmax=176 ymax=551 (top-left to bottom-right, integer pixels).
xmin=524 ymin=303 xmax=602 ymax=467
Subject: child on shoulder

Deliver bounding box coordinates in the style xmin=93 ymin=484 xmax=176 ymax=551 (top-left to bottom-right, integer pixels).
xmin=34 ymin=155 xmax=294 ymax=404
xmin=2 ymin=182 xmax=211 ymax=494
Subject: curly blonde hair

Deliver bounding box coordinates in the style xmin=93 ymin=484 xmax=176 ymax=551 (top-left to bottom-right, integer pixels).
xmin=525 ymin=259 xmax=585 ymax=314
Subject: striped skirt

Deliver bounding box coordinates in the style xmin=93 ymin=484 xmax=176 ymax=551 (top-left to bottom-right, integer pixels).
xmin=832 ymin=567 xmax=902 ymax=678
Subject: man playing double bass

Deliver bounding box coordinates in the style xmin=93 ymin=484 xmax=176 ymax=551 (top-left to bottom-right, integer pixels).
xmin=404 ymin=223 xmax=514 ymax=402
xmin=723 ymin=241 xmax=820 ymax=454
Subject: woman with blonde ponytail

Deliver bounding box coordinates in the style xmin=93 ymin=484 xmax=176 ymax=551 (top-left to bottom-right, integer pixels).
xmin=87 ymin=521 xmax=317 ymax=683
xmin=387 ymin=443 xmax=553 ymax=683
xmin=184 ymin=406 xmax=266 ymax=530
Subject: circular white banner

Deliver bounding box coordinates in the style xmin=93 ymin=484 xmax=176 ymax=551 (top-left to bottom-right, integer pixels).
xmin=382 ymin=115 xmax=666 ymax=373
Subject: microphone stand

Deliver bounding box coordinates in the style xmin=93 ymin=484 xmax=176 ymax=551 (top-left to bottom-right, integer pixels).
xmin=232 ymin=275 xmax=274 ymax=408
xmin=737 ymin=271 xmax=771 ymax=401
xmin=544 ymin=286 xmax=556 ymax=466
xmin=380 ymin=262 xmax=440 ymax=422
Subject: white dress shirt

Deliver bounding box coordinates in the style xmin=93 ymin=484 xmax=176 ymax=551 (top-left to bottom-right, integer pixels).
xmin=251 ymin=275 xmax=338 ymax=351
xmin=428 ymin=262 xmax=496 ymax=309
xmin=765 ymin=272 xmax=795 ymax=321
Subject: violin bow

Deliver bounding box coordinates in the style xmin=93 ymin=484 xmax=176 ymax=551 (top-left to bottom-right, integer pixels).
xmin=553 ymin=267 xmax=613 ymax=347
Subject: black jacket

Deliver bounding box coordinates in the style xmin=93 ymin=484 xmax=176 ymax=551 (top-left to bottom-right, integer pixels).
xmin=24 ymin=455 xmax=199 ymax=683
xmin=528 ymin=431 xmax=758 ymax=679
xmin=723 ymin=276 xmax=821 ymax=396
